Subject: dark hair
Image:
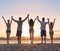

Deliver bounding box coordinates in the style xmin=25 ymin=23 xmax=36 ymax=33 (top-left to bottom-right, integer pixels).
xmin=7 ymin=19 xmax=10 ymax=23
xmin=7 ymin=19 xmax=10 ymax=22
xmin=42 ymin=17 xmax=45 ymax=21
xmin=50 ymin=22 xmax=53 ymax=25
xmin=29 ymin=19 xmax=34 ymax=27
xmin=19 ymin=17 xmax=22 ymax=20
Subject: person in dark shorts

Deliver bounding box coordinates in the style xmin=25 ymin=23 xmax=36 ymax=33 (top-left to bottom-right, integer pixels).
xmin=2 ymin=16 xmax=12 ymax=44
xmin=28 ymin=14 xmax=36 ymax=44
xmin=12 ymin=15 xmax=28 ymax=44
xmin=37 ymin=16 xmax=49 ymax=43
xmin=48 ymin=19 xmax=56 ymax=43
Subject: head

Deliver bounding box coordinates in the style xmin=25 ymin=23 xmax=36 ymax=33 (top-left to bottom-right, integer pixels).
xmin=42 ymin=17 xmax=45 ymax=22
xmin=30 ymin=19 xmax=33 ymax=22
xmin=29 ymin=19 xmax=34 ymax=27
xmin=7 ymin=19 xmax=10 ymax=23
xmin=50 ymin=22 xmax=53 ymax=25
xmin=19 ymin=17 xmax=22 ymax=21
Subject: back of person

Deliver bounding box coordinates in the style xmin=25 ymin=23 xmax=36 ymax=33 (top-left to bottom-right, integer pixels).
xmin=17 ymin=21 xmax=23 ymax=30
xmin=40 ymin=21 xmax=47 ymax=30
xmin=6 ymin=23 xmax=11 ymax=29
xmin=29 ymin=19 xmax=34 ymax=28
xmin=49 ymin=22 xmax=54 ymax=30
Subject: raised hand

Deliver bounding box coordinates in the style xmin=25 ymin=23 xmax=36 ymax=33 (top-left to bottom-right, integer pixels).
xmin=37 ymin=16 xmax=39 ymax=19
xmin=27 ymin=14 xmax=29 ymax=17
xmin=2 ymin=16 xmax=7 ymax=23
xmin=2 ymin=16 xmax=4 ymax=18
xmin=11 ymin=16 xmax=13 ymax=20
xmin=53 ymin=18 xmax=56 ymax=23
xmin=11 ymin=16 xmax=13 ymax=18
xmin=47 ymin=18 xmax=49 ymax=20
xmin=54 ymin=18 xmax=56 ymax=20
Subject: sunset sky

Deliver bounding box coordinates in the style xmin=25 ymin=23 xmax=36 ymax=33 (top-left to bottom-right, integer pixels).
xmin=0 ymin=0 xmax=60 ymax=38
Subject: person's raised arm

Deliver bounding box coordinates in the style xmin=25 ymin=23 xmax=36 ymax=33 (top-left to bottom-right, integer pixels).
xmin=53 ymin=19 xmax=56 ymax=23
xmin=27 ymin=14 xmax=29 ymax=23
xmin=11 ymin=16 xmax=18 ymax=22
xmin=34 ymin=17 xmax=37 ymax=23
xmin=52 ymin=18 xmax=56 ymax=26
xmin=2 ymin=16 xmax=7 ymax=24
xmin=10 ymin=16 xmax=13 ymax=24
xmin=22 ymin=14 xmax=29 ymax=22
xmin=47 ymin=18 xmax=49 ymax=24
xmin=37 ymin=16 xmax=41 ymax=23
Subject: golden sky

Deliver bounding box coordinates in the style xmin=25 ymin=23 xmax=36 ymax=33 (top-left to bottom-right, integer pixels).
xmin=0 ymin=0 xmax=60 ymax=38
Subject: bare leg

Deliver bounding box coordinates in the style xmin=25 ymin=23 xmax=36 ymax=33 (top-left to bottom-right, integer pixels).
xmin=50 ymin=34 xmax=53 ymax=44
xmin=41 ymin=36 xmax=43 ymax=43
xmin=30 ymin=32 xmax=32 ymax=44
xmin=31 ymin=32 xmax=34 ymax=44
xmin=7 ymin=33 xmax=10 ymax=44
xmin=51 ymin=34 xmax=53 ymax=44
xmin=19 ymin=36 xmax=21 ymax=44
xmin=44 ymin=36 xmax=46 ymax=44
xmin=30 ymin=34 xmax=32 ymax=44
xmin=17 ymin=36 xmax=21 ymax=44
xmin=30 ymin=34 xmax=31 ymax=42
xmin=17 ymin=36 xmax=19 ymax=44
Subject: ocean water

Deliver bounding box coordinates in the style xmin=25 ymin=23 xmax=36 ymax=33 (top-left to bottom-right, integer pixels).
xmin=0 ymin=40 xmax=60 ymax=44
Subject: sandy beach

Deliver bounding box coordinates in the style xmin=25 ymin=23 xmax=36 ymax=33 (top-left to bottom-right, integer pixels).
xmin=0 ymin=44 xmax=60 ymax=51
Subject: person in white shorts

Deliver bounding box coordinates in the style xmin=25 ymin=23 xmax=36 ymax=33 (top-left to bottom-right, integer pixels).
xmin=2 ymin=16 xmax=12 ymax=44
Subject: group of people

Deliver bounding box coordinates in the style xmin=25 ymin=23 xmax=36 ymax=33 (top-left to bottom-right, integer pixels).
xmin=2 ymin=14 xmax=56 ymax=44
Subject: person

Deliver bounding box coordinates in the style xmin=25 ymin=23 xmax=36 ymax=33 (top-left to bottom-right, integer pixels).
xmin=48 ymin=19 xmax=56 ymax=44
xmin=11 ymin=15 xmax=28 ymax=44
xmin=28 ymin=14 xmax=36 ymax=44
xmin=37 ymin=16 xmax=49 ymax=44
xmin=2 ymin=16 xmax=12 ymax=44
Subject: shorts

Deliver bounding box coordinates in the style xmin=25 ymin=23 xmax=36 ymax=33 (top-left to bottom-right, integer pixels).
xmin=41 ymin=30 xmax=46 ymax=36
xmin=6 ymin=29 xmax=11 ymax=33
xmin=29 ymin=28 xmax=34 ymax=33
xmin=16 ymin=30 xmax=22 ymax=36
xmin=49 ymin=30 xmax=54 ymax=35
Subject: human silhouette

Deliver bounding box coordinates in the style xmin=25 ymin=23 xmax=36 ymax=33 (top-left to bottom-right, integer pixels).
xmin=48 ymin=19 xmax=56 ymax=44
xmin=37 ymin=16 xmax=49 ymax=44
xmin=28 ymin=14 xmax=36 ymax=44
xmin=2 ymin=16 xmax=12 ymax=44
xmin=11 ymin=15 xmax=28 ymax=44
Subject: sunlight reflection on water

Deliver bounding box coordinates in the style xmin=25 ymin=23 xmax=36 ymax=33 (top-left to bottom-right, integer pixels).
xmin=0 ymin=40 xmax=60 ymax=44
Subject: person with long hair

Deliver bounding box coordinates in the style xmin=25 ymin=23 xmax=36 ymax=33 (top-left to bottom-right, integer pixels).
xmin=2 ymin=16 xmax=12 ymax=44
xmin=28 ymin=14 xmax=36 ymax=44
xmin=48 ymin=19 xmax=56 ymax=43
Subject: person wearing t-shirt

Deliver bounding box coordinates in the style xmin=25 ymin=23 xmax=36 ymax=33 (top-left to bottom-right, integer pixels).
xmin=12 ymin=15 xmax=28 ymax=44
xmin=37 ymin=16 xmax=49 ymax=43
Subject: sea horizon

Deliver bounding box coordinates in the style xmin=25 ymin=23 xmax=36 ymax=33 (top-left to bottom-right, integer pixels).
xmin=0 ymin=39 xmax=60 ymax=44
